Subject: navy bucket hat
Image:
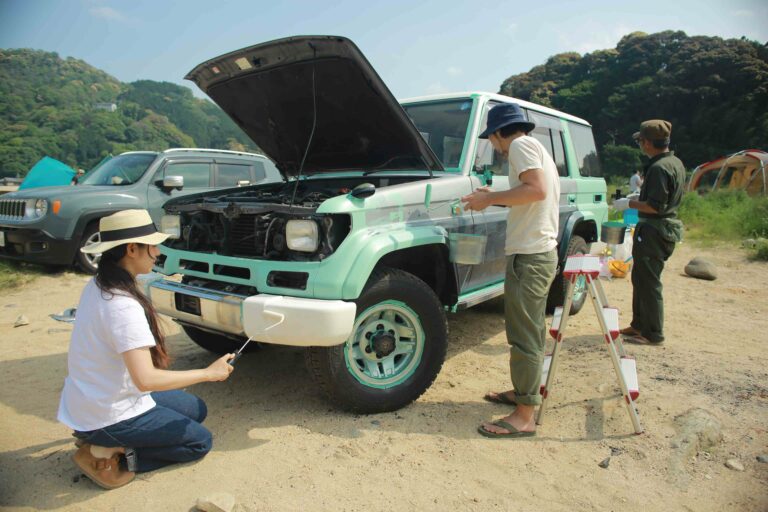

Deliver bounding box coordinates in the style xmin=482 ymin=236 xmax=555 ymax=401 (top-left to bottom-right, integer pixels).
xmin=479 ymin=103 xmax=535 ymax=139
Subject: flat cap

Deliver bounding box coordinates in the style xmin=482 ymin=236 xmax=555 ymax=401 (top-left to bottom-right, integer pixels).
xmin=633 ymin=119 xmax=672 ymax=142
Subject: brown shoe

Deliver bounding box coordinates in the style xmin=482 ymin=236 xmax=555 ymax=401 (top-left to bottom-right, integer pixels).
xmin=619 ymin=326 xmax=641 ymax=336
xmin=73 ymin=444 xmax=135 ymax=490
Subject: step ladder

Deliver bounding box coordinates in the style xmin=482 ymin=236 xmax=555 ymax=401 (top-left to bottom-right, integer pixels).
xmin=536 ymin=255 xmax=643 ymax=434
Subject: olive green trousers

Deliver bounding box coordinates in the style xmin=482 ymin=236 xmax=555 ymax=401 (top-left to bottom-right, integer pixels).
xmin=504 ymin=250 xmax=557 ymax=406
xmin=630 ymin=223 xmax=676 ymax=343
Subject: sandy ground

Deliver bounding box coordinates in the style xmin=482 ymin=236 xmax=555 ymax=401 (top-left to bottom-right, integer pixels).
xmin=0 ymin=242 xmax=766 ymax=512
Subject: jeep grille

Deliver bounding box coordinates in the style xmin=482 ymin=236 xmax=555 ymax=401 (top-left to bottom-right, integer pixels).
xmin=0 ymin=200 xmax=25 ymax=220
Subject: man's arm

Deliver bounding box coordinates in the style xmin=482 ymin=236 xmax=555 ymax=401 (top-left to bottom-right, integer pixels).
xmin=461 ymin=168 xmax=546 ymax=212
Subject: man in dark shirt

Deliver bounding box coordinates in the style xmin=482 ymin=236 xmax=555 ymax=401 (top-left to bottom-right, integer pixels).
xmin=613 ymin=120 xmax=685 ymax=345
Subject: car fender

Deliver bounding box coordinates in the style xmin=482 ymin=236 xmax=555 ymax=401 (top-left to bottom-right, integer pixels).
xmin=325 ymin=224 xmax=449 ymax=299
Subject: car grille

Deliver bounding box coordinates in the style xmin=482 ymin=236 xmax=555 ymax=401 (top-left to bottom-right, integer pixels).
xmin=229 ymin=214 xmax=271 ymax=257
xmin=0 ymin=200 xmax=25 ymax=220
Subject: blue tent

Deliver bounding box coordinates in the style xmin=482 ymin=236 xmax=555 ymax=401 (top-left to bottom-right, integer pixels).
xmin=19 ymin=156 xmax=76 ymax=190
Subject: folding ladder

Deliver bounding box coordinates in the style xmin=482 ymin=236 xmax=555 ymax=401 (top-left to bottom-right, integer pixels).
xmin=536 ymin=255 xmax=643 ymax=434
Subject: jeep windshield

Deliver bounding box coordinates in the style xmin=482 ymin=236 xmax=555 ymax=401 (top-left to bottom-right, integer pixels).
xmin=401 ymin=99 xmax=473 ymax=170
xmin=78 ymin=153 xmax=157 ymax=186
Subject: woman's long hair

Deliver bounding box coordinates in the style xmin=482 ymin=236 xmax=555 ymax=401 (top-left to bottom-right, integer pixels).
xmin=95 ymin=244 xmax=170 ymax=369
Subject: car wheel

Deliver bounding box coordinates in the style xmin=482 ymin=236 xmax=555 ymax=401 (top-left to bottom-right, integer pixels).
xmin=182 ymin=325 xmax=254 ymax=355
xmin=547 ymin=235 xmax=589 ymax=315
xmin=306 ymin=267 xmax=448 ymax=414
xmin=76 ymin=222 xmax=102 ymax=274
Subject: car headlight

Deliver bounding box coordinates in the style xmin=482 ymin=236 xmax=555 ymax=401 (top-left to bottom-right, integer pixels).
xmin=25 ymin=199 xmax=48 ymax=218
xmin=160 ymin=214 xmax=181 ymax=239
xmin=286 ymin=219 xmax=319 ymax=252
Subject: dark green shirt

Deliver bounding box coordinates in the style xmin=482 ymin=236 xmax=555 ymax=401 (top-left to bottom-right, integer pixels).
xmin=638 ymin=151 xmax=686 ymax=241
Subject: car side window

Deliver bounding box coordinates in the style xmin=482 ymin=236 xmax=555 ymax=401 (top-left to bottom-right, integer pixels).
xmin=217 ymin=163 xmax=253 ymax=187
xmin=165 ymin=162 xmax=211 ymax=188
xmin=567 ymin=122 xmax=603 ymax=177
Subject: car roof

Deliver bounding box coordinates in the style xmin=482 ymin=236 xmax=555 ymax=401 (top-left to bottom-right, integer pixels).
xmin=399 ymin=91 xmax=591 ymax=126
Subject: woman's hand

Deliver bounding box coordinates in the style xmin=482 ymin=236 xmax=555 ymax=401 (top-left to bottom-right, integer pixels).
xmin=206 ymin=353 xmax=235 ymax=382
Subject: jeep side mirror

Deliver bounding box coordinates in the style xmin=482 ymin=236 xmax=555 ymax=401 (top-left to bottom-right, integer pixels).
xmin=161 ymin=175 xmax=184 ymax=192
xmin=482 ymin=165 xmax=494 ymax=187
xmin=350 ymin=182 xmax=376 ymax=199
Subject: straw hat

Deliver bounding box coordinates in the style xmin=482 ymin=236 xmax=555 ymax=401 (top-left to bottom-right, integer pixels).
xmin=81 ymin=209 xmax=169 ymax=254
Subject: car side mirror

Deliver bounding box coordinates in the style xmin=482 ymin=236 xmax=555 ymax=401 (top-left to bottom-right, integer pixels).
xmin=481 ymin=164 xmax=494 ymax=186
xmin=159 ymin=175 xmax=184 ymax=192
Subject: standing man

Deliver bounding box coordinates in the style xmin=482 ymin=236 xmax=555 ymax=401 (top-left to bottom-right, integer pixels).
xmin=613 ymin=120 xmax=685 ymax=345
xmin=462 ymin=103 xmax=560 ymax=438
xmin=629 ymin=169 xmax=643 ymax=194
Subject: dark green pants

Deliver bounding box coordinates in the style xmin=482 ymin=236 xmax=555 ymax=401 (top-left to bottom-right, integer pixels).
xmin=504 ymin=250 xmax=557 ymax=406
xmin=630 ymin=223 xmax=675 ymax=343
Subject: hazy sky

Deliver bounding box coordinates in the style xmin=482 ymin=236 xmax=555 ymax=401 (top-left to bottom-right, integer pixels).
xmin=1 ymin=0 xmax=766 ymax=101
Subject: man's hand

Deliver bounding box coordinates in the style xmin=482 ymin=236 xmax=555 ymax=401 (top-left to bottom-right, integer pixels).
xmin=613 ymin=198 xmax=631 ymax=211
xmin=461 ymin=186 xmax=493 ymax=212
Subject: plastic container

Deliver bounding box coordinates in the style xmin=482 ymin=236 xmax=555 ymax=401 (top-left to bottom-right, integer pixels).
xmin=448 ymin=233 xmax=487 ymax=264
xmin=601 ymin=221 xmax=627 ymax=245
xmin=623 ymin=208 xmax=639 ymax=226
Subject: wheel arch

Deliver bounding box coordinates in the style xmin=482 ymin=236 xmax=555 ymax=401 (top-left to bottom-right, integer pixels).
xmin=558 ymin=212 xmax=598 ymax=264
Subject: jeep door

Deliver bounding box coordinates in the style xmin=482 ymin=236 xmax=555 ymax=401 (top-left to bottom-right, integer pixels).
xmin=146 ymin=159 xmax=216 ymax=223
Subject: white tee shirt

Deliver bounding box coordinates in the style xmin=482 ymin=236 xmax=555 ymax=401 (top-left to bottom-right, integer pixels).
xmin=57 ymin=279 xmax=157 ymax=432
xmin=505 ymin=135 xmax=561 ymax=255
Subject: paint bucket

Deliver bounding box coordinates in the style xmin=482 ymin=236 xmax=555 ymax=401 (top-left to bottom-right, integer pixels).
xmin=448 ymin=233 xmax=487 ymax=265
xmin=601 ymin=221 xmax=627 ymax=245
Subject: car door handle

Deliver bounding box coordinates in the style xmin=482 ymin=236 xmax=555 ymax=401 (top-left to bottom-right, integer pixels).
xmin=567 ymin=194 xmax=576 ymax=204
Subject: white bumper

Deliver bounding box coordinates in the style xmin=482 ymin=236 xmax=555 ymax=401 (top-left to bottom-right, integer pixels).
xmin=148 ymin=278 xmax=356 ymax=347
xmin=242 ymin=295 xmax=356 ymax=346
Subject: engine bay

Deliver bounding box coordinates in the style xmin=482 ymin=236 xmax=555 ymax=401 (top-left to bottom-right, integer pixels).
xmin=162 ymin=175 xmax=428 ymax=261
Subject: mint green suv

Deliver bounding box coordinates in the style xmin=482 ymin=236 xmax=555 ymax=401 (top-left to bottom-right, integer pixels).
xmin=148 ymin=36 xmax=608 ymax=413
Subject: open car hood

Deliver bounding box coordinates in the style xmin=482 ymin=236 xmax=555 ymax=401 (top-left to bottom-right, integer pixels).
xmin=185 ymin=36 xmax=443 ymax=178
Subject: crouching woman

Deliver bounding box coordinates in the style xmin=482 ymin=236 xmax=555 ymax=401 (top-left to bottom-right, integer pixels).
xmin=57 ymin=210 xmax=235 ymax=489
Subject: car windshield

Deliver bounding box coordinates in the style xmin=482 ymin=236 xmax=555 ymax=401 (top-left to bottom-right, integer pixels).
xmin=78 ymin=153 xmax=157 ymax=186
xmin=402 ymin=99 xmax=473 ymax=169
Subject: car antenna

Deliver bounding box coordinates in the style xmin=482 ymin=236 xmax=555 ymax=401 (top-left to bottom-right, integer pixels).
xmin=289 ymin=42 xmax=319 ymax=211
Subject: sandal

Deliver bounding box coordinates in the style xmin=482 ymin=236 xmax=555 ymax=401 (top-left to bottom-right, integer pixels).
xmin=477 ymin=419 xmax=536 ymax=439
xmin=72 ymin=444 xmax=135 ymax=490
xmin=482 ymin=391 xmax=518 ymax=406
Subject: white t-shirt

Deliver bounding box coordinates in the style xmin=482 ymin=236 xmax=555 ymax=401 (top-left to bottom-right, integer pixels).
xmin=629 ymin=173 xmax=642 ymax=193
xmin=57 ymin=279 xmax=157 ymax=432
xmin=505 ymin=135 xmax=561 ymax=255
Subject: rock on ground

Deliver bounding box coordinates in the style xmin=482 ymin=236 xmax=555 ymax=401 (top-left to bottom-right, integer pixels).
xmin=725 ymin=459 xmax=745 ymax=471
xmin=668 ymin=408 xmax=723 ymax=485
xmin=684 ymin=257 xmax=718 ymax=280
xmin=196 ymin=492 xmax=236 ymax=512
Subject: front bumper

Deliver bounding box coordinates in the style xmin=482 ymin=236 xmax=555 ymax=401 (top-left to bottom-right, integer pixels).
xmin=148 ymin=278 xmax=357 ymax=347
xmin=0 ymin=226 xmax=78 ymax=265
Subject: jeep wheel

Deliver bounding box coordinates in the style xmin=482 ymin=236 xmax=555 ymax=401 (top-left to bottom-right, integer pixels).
xmin=182 ymin=325 xmax=254 ymax=355
xmin=76 ymin=222 xmax=101 ymax=274
xmin=547 ymin=235 xmax=588 ymax=315
xmin=306 ymin=267 xmax=448 ymax=413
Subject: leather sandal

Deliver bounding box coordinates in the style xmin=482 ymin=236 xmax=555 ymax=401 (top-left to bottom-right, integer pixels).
xmin=73 ymin=444 xmax=135 ymax=490
xmin=619 ymin=326 xmax=641 ymax=336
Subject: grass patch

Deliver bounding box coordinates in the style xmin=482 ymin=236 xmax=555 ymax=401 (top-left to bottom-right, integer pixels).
xmin=751 ymin=240 xmax=768 ymax=261
xmin=678 ymin=191 xmax=768 ymax=258
xmin=0 ymin=260 xmax=48 ymax=291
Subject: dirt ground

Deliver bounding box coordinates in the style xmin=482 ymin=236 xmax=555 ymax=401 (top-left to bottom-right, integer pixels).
xmin=0 ymin=242 xmax=766 ymax=512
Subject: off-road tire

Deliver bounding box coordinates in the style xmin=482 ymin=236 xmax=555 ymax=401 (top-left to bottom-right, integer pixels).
xmin=306 ymin=267 xmax=448 ymax=414
xmin=547 ymin=235 xmax=588 ymax=315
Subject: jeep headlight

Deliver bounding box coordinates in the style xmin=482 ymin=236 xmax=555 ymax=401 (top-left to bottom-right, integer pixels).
xmin=286 ymin=219 xmax=319 ymax=252
xmin=25 ymin=199 xmax=48 ymax=218
xmin=160 ymin=214 xmax=181 ymax=239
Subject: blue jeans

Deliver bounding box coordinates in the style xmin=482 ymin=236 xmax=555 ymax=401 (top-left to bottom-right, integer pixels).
xmin=75 ymin=390 xmax=212 ymax=472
